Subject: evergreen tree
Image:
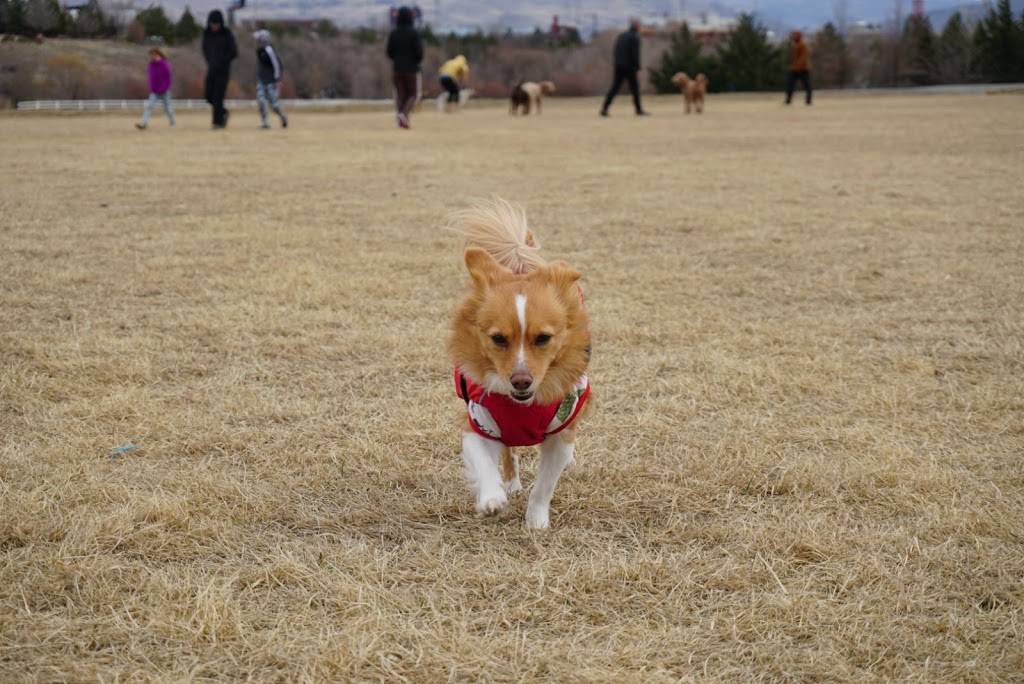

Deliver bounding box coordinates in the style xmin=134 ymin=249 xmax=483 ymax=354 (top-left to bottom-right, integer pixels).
xmin=314 ymin=18 xmax=339 ymax=38
xmin=24 ymin=0 xmax=69 ymax=35
xmin=900 ymin=14 xmax=937 ymax=84
xmin=421 ymin=23 xmax=440 ymax=47
xmin=648 ymin=22 xmax=705 ymax=93
xmin=14 ymin=0 xmax=27 ymax=35
xmin=811 ymin=22 xmax=850 ymax=88
xmin=174 ymin=6 xmax=200 ymax=43
xmin=972 ymin=0 xmax=1024 ymax=82
xmin=938 ymin=12 xmax=972 ymax=83
xmin=135 ymin=4 xmax=174 ymax=43
xmin=73 ymin=0 xmax=114 ymax=37
xmin=713 ymin=13 xmax=782 ymax=91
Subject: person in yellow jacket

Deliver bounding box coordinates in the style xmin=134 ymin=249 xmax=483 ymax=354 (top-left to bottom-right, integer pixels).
xmin=438 ymin=54 xmax=470 ymax=112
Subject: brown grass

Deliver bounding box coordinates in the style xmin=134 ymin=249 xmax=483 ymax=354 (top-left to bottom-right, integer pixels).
xmin=2 ymin=93 xmax=1023 ymax=682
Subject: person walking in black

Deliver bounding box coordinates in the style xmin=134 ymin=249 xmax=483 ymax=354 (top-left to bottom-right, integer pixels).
xmin=202 ymin=9 xmax=237 ymax=129
xmin=386 ymin=6 xmax=424 ymax=129
xmin=600 ymin=19 xmax=649 ymax=117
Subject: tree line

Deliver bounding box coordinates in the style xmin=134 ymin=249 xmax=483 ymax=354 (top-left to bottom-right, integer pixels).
xmin=0 ymin=0 xmax=203 ymax=43
xmin=651 ymin=0 xmax=1024 ymax=93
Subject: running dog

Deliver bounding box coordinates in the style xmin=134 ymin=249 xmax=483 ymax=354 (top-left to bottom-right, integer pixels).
xmin=447 ymin=199 xmax=592 ymax=529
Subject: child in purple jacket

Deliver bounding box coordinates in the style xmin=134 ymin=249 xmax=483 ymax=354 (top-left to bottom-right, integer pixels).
xmin=136 ymin=48 xmax=175 ymax=129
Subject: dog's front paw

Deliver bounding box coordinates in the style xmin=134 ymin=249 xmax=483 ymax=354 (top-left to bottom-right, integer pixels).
xmin=504 ymin=477 xmax=523 ymax=496
xmin=476 ymin=490 xmax=509 ymax=517
xmin=524 ymin=505 xmax=550 ymax=530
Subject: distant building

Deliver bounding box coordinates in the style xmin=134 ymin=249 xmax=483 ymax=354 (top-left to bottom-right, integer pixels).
xmin=657 ymin=14 xmax=737 ymax=52
xmin=847 ymin=21 xmax=883 ymax=37
xmin=549 ymin=14 xmax=580 ymax=42
xmin=239 ymin=18 xmax=328 ymax=34
xmin=63 ymin=0 xmax=90 ymax=21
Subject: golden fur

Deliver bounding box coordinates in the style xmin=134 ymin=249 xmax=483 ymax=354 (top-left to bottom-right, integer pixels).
xmin=445 ymin=198 xmax=544 ymax=274
xmin=671 ymin=72 xmax=708 ymax=114
xmin=447 ymin=200 xmax=592 ymax=510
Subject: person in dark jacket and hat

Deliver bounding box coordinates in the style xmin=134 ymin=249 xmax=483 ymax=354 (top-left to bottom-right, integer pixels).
xmin=600 ymin=18 xmax=649 ymax=117
xmin=254 ymin=29 xmax=288 ymax=129
xmin=386 ymin=6 xmax=424 ymax=129
xmin=202 ymin=9 xmax=238 ymax=129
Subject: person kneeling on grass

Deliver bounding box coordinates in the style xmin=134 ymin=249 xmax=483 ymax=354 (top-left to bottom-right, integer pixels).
xmin=254 ymin=30 xmax=288 ymax=129
xmin=438 ymin=54 xmax=469 ymax=113
xmin=136 ymin=47 xmax=175 ymax=130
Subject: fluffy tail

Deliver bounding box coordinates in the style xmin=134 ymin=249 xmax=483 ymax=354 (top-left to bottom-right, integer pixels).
xmin=446 ymin=198 xmax=545 ymax=274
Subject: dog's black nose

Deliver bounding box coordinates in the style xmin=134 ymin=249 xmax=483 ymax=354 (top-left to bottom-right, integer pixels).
xmin=510 ymin=373 xmax=533 ymax=391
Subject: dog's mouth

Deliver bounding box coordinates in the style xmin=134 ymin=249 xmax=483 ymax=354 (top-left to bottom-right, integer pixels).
xmin=510 ymin=390 xmax=534 ymax=403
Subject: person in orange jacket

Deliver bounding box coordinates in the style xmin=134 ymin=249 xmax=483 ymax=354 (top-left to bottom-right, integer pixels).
xmin=785 ymin=30 xmax=813 ymax=106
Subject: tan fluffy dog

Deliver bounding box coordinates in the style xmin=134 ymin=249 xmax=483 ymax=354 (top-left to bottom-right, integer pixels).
xmin=671 ymin=72 xmax=708 ymax=114
xmin=512 ymin=80 xmax=556 ymax=115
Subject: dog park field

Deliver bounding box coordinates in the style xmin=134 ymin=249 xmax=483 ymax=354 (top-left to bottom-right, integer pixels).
xmin=2 ymin=93 xmax=1022 ymax=681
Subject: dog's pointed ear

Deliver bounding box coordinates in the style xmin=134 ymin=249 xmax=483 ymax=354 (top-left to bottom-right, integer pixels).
xmin=542 ymin=260 xmax=582 ymax=298
xmin=465 ymin=248 xmax=509 ymax=290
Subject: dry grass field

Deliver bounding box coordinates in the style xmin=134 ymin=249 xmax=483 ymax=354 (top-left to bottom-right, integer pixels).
xmin=2 ymin=93 xmax=1023 ymax=682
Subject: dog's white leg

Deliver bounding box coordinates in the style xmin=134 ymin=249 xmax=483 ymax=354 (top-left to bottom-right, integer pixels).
xmin=525 ymin=434 xmax=575 ymax=530
xmin=462 ymin=432 xmax=508 ymax=516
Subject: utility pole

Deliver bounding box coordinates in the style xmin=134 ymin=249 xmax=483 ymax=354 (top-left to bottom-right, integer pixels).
xmin=891 ymin=0 xmax=903 ymax=85
xmin=833 ymin=0 xmax=848 ymax=34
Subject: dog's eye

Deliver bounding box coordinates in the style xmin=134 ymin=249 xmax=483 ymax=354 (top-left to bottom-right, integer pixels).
xmin=490 ymin=334 xmax=508 ymax=347
xmin=534 ymin=334 xmax=552 ymax=347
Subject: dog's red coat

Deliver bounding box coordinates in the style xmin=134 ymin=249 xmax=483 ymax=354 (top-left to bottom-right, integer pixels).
xmin=455 ymin=370 xmax=590 ymax=447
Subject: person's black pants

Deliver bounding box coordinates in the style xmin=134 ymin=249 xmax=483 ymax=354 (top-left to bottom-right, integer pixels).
xmin=601 ymin=68 xmax=642 ymax=114
xmin=439 ymin=75 xmax=460 ymax=103
xmin=394 ymin=72 xmax=418 ymax=116
xmin=786 ymin=70 xmax=812 ymax=105
xmin=205 ymin=70 xmax=230 ymax=126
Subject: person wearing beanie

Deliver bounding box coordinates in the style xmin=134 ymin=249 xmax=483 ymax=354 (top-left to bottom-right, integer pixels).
xmin=254 ymin=29 xmax=288 ymax=129
xmin=202 ymin=9 xmax=238 ymax=129
xmin=386 ymin=6 xmax=424 ymax=129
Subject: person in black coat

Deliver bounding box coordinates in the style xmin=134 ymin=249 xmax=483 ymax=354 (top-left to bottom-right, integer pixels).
xmin=600 ymin=19 xmax=649 ymax=117
xmin=202 ymin=9 xmax=238 ymax=129
xmin=386 ymin=6 xmax=424 ymax=129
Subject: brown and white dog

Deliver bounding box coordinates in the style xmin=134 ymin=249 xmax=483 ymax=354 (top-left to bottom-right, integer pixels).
xmin=671 ymin=72 xmax=708 ymax=114
xmin=509 ymin=80 xmax=556 ymax=115
xmin=447 ymin=199 xmax=592 ymax=529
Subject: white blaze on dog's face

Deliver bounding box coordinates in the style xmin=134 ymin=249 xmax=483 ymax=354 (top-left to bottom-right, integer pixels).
xmin=455 ymin=248 xmax=587 ymax=405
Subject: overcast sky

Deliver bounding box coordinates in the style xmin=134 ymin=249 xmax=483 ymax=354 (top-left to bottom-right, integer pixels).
xmin=162 ymin=0 xmax=993 ymax=31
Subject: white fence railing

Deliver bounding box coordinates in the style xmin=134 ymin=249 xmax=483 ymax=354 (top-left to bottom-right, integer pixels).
xmin=14 ymin=85 xmax=1022 ymax=112
xmin=16 ymin=98 xmax=392 ymax=112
